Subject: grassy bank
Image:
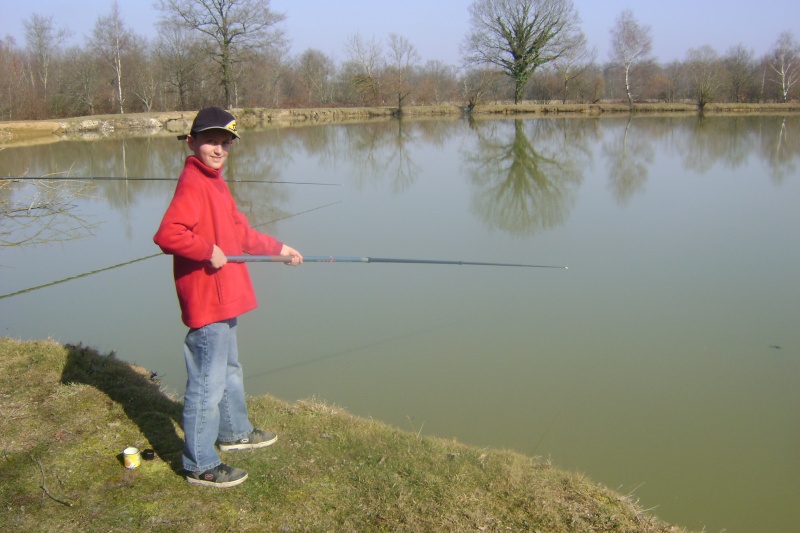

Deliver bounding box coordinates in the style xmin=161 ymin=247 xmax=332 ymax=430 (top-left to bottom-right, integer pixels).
xmin=2 ymin=102 xmax=800 ymax=148
xmin=0 ymin=337 xmax=686 ymax=532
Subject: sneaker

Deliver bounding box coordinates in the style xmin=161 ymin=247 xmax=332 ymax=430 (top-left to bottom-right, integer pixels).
xmin=186 ymin=463 xmax=248 ymax=488
xmin=218 ymin=429 xmax=278 ymax=451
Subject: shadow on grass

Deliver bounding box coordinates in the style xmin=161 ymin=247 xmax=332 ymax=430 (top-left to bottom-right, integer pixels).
xmin=60 ymin=343 xmax=185 ymax=475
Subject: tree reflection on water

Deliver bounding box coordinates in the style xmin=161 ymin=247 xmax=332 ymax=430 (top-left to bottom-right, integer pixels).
xmin=0 ymin=177 xmax=99 ymax=249
xmin=2 ymin=113 xmax=798 ymax=246
xmin=602 ymin=116 xmax=655 ymax=205
xmin=463 ymin=118 xmax=589 ymax=236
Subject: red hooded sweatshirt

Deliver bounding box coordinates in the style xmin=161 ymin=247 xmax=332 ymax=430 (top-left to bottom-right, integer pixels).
xmin=154 ymin=156 xmax=283 ymax=328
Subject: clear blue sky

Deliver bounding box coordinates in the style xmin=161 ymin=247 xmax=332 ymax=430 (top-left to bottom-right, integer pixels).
xmin=3 ymin=0 xmax=798 ymax=65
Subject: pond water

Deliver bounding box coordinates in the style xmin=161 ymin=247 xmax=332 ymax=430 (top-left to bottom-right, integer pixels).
xmin=2 ymin=114 xmax=798 ymax=531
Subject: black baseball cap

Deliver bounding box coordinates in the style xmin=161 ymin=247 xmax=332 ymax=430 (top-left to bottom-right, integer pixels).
xmin=177 ymin=107 xmax=240 ymax=140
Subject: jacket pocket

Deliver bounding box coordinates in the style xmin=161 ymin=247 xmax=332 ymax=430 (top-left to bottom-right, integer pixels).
xmin=210 ymin=264 xmax=243 ymax=305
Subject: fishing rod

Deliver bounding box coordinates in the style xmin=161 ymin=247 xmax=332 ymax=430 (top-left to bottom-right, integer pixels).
xmin=4 ymin=176 xmax=340 ymax=186
xmin=228 ymin=255 xmax=568 ymax=269
xmin=0 ymin=202 xmax=343 ymax=300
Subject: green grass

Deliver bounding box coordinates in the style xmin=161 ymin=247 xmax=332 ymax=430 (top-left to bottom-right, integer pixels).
xmin=0 ymin=337 xmax=687 ymax=532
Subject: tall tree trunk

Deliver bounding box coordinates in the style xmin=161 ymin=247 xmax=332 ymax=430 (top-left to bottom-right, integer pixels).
xmin=222 ymin=45 xmax=233 ymax=108
xmin=624 ymin=64 xmax=633 ymax=108
xmin=116 ymin=54 xmax=124 ymax=114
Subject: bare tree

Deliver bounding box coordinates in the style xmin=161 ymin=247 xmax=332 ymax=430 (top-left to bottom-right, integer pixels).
xmin=89 ymin=1 xmax=133 ymax=113
xmin=155 ymin=24 xmax=204 ymax=110
xmin=236 ymin=47 xmax=286 ymax=107
xmin=0 ymin=37 xmax=29 ymax=120
xmin=767 ymin=31 xmax=800 ymax=103
xmin=460 ymin=67 xmax=507 ymax=110
xmin=609 ymin=9 xmax=652 ymax=107
xmin=23 ymin=14 xmax=71 ymax=112
xmin=685 ymin=45 xmax=723 ymax=110
xmin=462 ymin=0 xmax=583 ymax=104
xmin=296 ymin=49 xmax=334 ymax=104
xmin=583 ymin=68 xmax=605 ymax=103
xmin=157 ymin=0 xmax=286 ymax=109
xmin=416 ymin=60 xmax=459 ymax=104
xmin=723 ymin=45 xmax=757 ymax=102
xmin=127 ymin=37 xmax=159 ymax=111
xmin=60 ymin=46 xmax=103 ymax=116
xmin=386 ymin=33 xmax=420 ymax=111
xmin=344 ymin=33 xmax=384 ymax=104
xmin=551 ymin=30 xmax=594 ymax=103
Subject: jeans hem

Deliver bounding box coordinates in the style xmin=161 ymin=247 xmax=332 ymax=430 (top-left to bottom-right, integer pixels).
xmin=217 ymin=425 xmax=254 ymax=444
xmin=183 ymin=459 xmax=222 ymax=473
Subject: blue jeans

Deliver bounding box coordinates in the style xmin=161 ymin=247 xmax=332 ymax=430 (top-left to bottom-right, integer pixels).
xmin=182 ymin=318 xmax=253 ymax=472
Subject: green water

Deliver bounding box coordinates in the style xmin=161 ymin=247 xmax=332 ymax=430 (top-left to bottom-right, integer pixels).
xmin=2 ymin=114 xmax=798 ymax=531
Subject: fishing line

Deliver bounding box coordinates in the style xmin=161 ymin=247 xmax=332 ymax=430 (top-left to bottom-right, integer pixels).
xmin=251 ymin=200 xmax=342 ymax=229
xmin=0 ymin=254 xmax=161 ymax=300
xmin=244 ymin=319 xmax=468 ymax=380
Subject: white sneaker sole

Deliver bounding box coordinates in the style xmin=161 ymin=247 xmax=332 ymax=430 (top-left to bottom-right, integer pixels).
xmin=219 ymin=434 xmax=277 ymax=451
xmin=186 ymin=472 xmax=248 ymax=488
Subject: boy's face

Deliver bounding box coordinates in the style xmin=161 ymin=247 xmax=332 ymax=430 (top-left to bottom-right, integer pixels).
xmin=187 ymin=129 xmax=235 ymax=170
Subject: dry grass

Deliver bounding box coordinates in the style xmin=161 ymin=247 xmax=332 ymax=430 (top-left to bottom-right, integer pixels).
xmin=3 ymin=103 xmax=799 ymax=147
xmin=0 ymin=337 xmax=688 ymax=532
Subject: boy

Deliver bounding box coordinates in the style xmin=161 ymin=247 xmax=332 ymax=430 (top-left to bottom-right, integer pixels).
xmin=154 ymin=107 xmax=302 ymax=488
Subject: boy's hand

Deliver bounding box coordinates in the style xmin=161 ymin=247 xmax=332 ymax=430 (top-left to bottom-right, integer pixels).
xmin=280 ymin=244 xmax=304 ymax=266
xmin=210 ymin=244 xmax=228 ymax=269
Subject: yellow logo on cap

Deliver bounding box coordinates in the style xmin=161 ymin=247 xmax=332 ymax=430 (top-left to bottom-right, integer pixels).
xmin=226 ymin=120 xmax=237 ymax=132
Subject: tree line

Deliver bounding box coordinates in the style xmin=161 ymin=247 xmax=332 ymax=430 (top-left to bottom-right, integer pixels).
xmin=1 ymin=0 xmax=798 ymax=122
